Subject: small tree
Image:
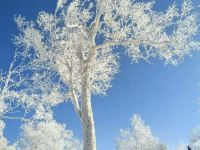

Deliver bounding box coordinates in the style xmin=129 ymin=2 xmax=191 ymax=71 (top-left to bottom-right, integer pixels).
xmin=176 ymin=144 xmax=187 ymax=150
xmin=14 ymin=0 xmax=200 ymax=149
xmin=116 ymin=114 xmax=161 ymax=150
xmin=190 ymin=126 xmax=200 ymax=149
xmin=15 ymin=119 xmax=81 ymax=150
xmin=158 ymin=144 xmax=168 ymax=150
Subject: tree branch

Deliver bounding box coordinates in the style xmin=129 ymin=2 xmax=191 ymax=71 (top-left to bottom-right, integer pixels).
xmin=69 ymin=60 xmax=81 ymax=118
xmin=67 ymin=23 xmax=89 ymax=36
xmin=0 ymin=115 xmax=28 ymax=122
xmin=71 ymin=89 xmax=81 ymax=118
xmin=95 ymin=39 xmax=171 ymax=50
xmin=95 ymin=39 xmax=141 ymax=50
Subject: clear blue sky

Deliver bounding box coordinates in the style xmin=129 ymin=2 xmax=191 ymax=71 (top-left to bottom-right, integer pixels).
xmin=0 ymin=0 xmax=200 ymax=150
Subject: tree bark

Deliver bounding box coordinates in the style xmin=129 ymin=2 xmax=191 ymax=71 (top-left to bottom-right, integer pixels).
xmin=81 ymin=67 xmax=96 ymax=150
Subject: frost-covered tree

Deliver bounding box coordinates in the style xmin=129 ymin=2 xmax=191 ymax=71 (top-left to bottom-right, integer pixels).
xmin=190 ymin=126 xmax=200 ymax=149
xmin=176 ymin=144 xmax=187 ymax=150
xmin=15 ymin=119 xmax=81 ymax=150
xmin=116 ymin=114 xmax=162 ymax=150
xmin=158 ymin=144 xmax=168 ymax=150
xmin=176 ymin=126 xmax=200 ymax=150
xmin=14 ymin=0 xmax=200 ymax=149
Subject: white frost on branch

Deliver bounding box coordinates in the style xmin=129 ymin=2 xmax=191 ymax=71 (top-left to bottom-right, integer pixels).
xmin=0 ymin=48 xmax=67 ymax=121
xmin=0 ymin=50 xmax=33 ymax=121
xmin=56 ymin=0 xmax=66 ymax=12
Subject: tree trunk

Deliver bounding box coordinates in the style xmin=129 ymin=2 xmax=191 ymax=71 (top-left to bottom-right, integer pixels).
xmin=81 ymin=69 xmax=96 ymax=150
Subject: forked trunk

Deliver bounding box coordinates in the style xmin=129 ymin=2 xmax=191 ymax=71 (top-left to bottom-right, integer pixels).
xmin=81 ymin=70 xmax=96 ymax=150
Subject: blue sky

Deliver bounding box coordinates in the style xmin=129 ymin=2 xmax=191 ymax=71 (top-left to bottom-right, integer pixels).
xmin=0 ymin=0 xmax=200 ymax=150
